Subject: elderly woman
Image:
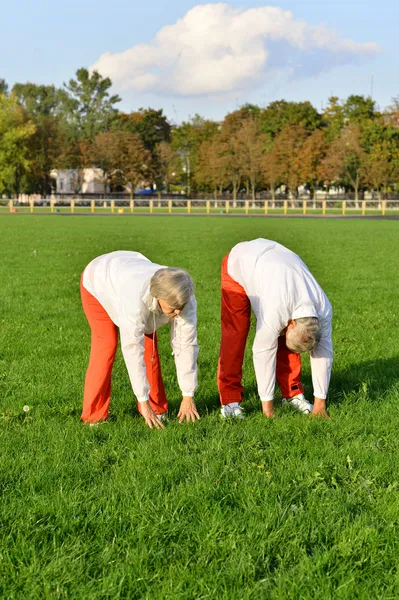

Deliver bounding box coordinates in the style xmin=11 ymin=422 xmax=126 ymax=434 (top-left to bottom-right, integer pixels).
xmin=80 ymin=251 xmax=199 ymax=429
xmin=218 ymin=239 xmax=333 ymax=419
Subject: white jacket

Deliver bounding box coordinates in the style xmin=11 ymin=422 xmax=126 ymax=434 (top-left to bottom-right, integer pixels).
xmin=83 ymin=251 xmax=199 ymax=402
xmin=228 ymin=239 xmax=333 ymax=401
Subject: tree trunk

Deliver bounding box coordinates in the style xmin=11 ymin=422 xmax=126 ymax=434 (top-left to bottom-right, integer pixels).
xmin=377 ymin=188 xmax=382 ymax=209
xmin=271 ymin=185 xmax=276 ymax=208
xmin=354 ymin=183 xmax=359 ymax=207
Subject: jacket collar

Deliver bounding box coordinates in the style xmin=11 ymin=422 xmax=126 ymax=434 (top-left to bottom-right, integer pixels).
xmin=143 ymin=283 xmax=162 ymax=315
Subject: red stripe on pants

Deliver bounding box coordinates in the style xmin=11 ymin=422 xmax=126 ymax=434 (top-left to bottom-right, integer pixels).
xmin=80 ymin=277 xmax=168 ymax=422
xmin=217 ymin=254 xmax=304 ymax=405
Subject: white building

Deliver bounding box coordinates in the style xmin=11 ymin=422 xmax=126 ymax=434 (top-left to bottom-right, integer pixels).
xmin=50 ymin=168 xmax=106 ymax=194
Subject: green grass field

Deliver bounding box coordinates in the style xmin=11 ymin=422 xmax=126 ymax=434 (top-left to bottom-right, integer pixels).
xmin=1 ymin=215 xmax=399 ymax=599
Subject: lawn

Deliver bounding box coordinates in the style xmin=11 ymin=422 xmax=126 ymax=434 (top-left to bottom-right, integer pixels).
xmin=1 ymin=215 xmax=398 ymax=599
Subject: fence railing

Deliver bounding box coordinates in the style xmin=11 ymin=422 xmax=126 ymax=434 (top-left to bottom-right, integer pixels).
xmin=3 ymin=198 xmax=399 ymax=216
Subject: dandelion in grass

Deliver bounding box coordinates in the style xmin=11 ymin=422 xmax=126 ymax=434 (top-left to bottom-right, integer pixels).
xmin=23 ymin=405 xmax=30 ymax=413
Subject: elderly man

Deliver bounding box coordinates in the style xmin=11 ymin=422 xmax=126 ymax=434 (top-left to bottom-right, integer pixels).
xmin=217 ymin=239 xmax=333 ymax=419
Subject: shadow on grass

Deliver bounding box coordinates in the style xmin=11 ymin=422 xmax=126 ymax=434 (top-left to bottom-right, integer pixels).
xmin=241 ymin=358 xmax=399 ymax=413
xmin=202 ymin=356 xmax=399 ymax=416
xmin=325 ymin=356 xmax=399 ymax=406
xmin=73 ymin=357 xmax=398 ymax=422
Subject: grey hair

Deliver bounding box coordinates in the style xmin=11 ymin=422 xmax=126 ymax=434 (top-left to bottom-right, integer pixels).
xmin=150 ymin=268 xmax=194 ymax=310
xmin=286 ymin=317 xmax=321 ymax=353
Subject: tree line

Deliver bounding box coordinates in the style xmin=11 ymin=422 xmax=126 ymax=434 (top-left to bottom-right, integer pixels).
xmin=1 ymin=69 xmax=399 ymax=201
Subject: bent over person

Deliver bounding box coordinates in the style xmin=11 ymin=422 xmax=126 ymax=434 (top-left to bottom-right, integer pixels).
xmin=81 ymin=251 xmax=199 ymax=429
xmin=218 ymin=239 xmax=333 ymax=419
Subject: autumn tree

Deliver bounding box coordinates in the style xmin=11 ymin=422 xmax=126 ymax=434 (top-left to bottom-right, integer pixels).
xmin=262 ymin=141 xmax=280 ymax=205
xmin=321 ymin=124 xmax=367 ymax=205
xmin=363 ymin=141 xmax=399 ymax=202
xmin=298 ymin=129 xmax=329 ymax=202
xmin=234 ymin=118 xmax=265 ymax=202
xmin=273 ymin=125 xmax=308 ymax=201
xmin=153 ymin=141 xmax=177 ymax=197
xmin=83 ymin=131 xmax=150 ymax=195
xmin=195 ymin=136 xmax=228 ymax=198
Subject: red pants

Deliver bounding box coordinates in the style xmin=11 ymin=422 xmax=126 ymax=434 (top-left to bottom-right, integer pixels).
xmin=80 ymin=277 xmax=168 ymax=422
xmin=217 ymin=255 xmax=304 ymax=404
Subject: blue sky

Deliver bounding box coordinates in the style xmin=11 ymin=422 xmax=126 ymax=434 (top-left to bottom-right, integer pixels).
xmin=1 ymin=0 xmax=397 ymax=122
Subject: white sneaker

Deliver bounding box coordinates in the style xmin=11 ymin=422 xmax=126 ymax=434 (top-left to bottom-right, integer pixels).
xmin=220 ymin=402 xmax=244 ymax=419
xmin=283 ymin=394 xmax=313 ymax=414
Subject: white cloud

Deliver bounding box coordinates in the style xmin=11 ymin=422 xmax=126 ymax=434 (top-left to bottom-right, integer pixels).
xmin=91 ymin=3 xmax=380 ymax=97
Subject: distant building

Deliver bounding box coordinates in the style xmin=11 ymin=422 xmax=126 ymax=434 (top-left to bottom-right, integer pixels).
xmin=50 ymin=168 xmax=106 ymax=194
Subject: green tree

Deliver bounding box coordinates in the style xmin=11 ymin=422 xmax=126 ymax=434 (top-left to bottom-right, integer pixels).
xmin=0 ymin=95 xmax=35 ymax=195
xmin=117 ymin=108 xmax=171 ymax=153
xmin=172 ymin=115 xmax=219 ymax=195
xmin=323 ymin=96 xmax=345 ymax=142
xmin=361 ymin=119 xmax=399 ymax=201
xmin=12 ymin=83 xmax=66 ymax=117
xmin=343 ymin=95 xmax=378 ymax=124
xmin=260 ymin=100 xmax=322 ymax=138
xmin=0 ymin=79 xmax=9 ymax=96
xmin=12 ymin=83 xmax=66 ymax=193
xmin=63 ymin=68 xmax=121 ymax=141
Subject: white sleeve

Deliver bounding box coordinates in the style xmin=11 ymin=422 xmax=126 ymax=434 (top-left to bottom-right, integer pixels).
xmin=170 ymin=296 xmax=199 ymax=397
xmin=252 ymin=322 xmax=279 ymax=401
xmin=119 ymin=321 xmax=150 ymax=402
xmin=310 ymin=311 xmax=333 ymax=399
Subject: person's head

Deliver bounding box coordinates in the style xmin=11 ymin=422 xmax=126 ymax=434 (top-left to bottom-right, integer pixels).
xmin=285 ymin=317 xmax=321 ymax=353
xmin=150 ymin=267 xmax=194 ymax=318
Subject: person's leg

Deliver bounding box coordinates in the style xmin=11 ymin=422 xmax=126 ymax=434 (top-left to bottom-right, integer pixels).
xmin=275 ymin=336 xmax=304 ymax=399
xmin=139 ymin=332 xmax=168 ymax=416
xmin=81 ymin=278 xmax=118 ymax=422
xmin=217 ymin=254 xmax=251 ymax=406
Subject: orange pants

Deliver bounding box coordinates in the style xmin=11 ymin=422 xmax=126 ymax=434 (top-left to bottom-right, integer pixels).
xmin=80 ymin=277 xmax=168 ymax=422
xmin=217 ymin=255 xmax=304 ymax=404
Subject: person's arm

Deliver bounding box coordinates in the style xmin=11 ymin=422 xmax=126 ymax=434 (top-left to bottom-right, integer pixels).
xmin=119 ymin=324 xmax=164 ymax=429
xmin=252 ymin=322 xmax=279 ymax=417
xmin=310 ymin=311 xmax=333 ymax=417
xmin=170 ymin=296 xmax=200 ymax=422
